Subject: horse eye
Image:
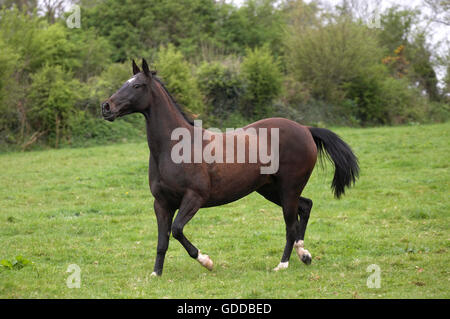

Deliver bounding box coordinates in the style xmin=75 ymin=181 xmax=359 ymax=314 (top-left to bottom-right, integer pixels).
xmin=133 ymin=84 xmax=142 ymax=89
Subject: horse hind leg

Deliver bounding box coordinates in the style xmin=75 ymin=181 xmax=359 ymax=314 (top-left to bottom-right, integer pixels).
xmin=294 ymin=197 xmax=313 ymax=265
xmin=257 ymin=185 xmax=314 ymax=270
xmin=257 ymin=185 xmax=298 ymax=272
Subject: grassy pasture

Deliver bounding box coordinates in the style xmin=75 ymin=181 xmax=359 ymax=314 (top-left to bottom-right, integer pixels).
xmin=0 ymin=122 xmax=449 ymax=298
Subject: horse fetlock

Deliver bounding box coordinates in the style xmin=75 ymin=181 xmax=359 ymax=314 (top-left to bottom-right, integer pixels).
xmin=197 ymin=251 xmax=214 ymax=271
xmin=294 ymin=239 xmax=304 ymax=249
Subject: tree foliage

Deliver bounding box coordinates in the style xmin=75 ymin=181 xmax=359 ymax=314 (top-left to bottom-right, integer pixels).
xmin=0 ymin=0 xmax=448 ymax=149
xmin=155 ymin=44 xmax=204 ymax=115
xmin=241 ymin=46 xmax=283 ymax=118
xmin=197 ymin=59 xmax=244 ymax=120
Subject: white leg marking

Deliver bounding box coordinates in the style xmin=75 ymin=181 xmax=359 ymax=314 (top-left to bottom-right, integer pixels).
xmin=294 ymin=240 xmax=312 ymax=261
xmin=273 ymin=261 xmax=289 ymax=271
xmin=197 ymin=251 xmax=213 ymax=271
xmin=150 ymin=272 xmax=158 ymax=277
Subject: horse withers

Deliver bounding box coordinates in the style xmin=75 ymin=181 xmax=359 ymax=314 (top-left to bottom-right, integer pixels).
xmin=101 ymin=59 xmax=359 ymax=276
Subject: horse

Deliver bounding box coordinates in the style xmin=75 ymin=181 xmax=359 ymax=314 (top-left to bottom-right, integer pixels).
xmin=101 ymin=59 xmax=359 ymax=276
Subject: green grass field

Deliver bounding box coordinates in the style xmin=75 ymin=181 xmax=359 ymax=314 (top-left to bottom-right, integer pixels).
xmin=0 ymin=123 xmax=449 ymax=298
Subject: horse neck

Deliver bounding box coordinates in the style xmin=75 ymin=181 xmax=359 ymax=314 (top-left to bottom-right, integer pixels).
xmin=143 ymin=80 xmax=192 ymax=160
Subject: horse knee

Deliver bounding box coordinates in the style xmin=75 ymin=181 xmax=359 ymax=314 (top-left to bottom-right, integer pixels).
xmin=171 ymin=224 xmax=183 ymax=240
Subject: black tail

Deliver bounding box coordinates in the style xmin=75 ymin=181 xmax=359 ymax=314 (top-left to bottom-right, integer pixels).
xmin=308 ymin=127 xmax=359 ymax=198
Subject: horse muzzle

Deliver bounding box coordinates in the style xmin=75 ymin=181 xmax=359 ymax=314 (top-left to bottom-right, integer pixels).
xmin=101 ymin=101 xmax=117 ymax=121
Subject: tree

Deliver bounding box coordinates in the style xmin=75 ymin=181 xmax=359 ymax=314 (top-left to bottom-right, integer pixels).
xmin=0 ymin=0 xmax=37 ymax=14
xmin=241 ymin=45 xmax=283 ymax=118
xmin=0 ymin=7 xmax=113 ymax=147
xmin=215 ymin=0 xmax=285 ymax=56
xmin=408 ymin=32 xmax=441 ymax=101
xmin=82 ymin=0 xmax=221 ymax=62
xmin=197 ymin=58 xmax=244 ymax=119
xmin=41 ymin=0 xmax=65 ymax=23
xmin=0 ymin=39 xmax=20 ymax=144
xmin=424 ymin=0 xmax=450 ymax=26
xmin=155 ymin=44 xmax=205 ymax=116
xmin=379 ymin=7 xmax=441 ymax=101
xmin=378 ymin=6 xmax=417 ymax=54
xmin=285 ymin=16 xmax=384 ymax=102
xmin=28 ymin=64 xmax=83 ymax=147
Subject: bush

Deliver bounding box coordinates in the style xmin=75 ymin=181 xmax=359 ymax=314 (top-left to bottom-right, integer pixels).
xmin=279 ymin=75 xmax=339 ymax=125
xmin=285 ymin=18 xmax=384 ymax=103
xmin=28 ymin=65 xmax=84 ymax=147
xmin=378 ymin=77 xmax=428 ymax=124
xmin=67 ymin=28 xmax=113 ymax=82
xmin=68 ymin=62 xmax=146 ymax=146
xmin=155 ymin=44 xmax=205 ymax=116
xmin=27 ymin=65 xmax=82 ymax=147
xmin=197 ymin=59 xmax=244 ymax=120
xmin=341 ymin=68 xmax=429 ymax=125
xmin=341 ymin=65 xmax=389 ymax=124
xmin=0 ymin=8 xmax=117 ymax=149
xmin=0 ymin=40 xmax=20 ymax=145
xmin=67 ymin=111 xmax=145 ymax=147
xmin=427 ymin=101 xmax=450 ymax=123
xmin=87 ymin=62 xmax=132 ymax=115
xmin=241 ymin=46 xmax=283 ymax=118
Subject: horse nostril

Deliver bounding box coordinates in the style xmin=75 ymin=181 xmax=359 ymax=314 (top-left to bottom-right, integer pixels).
xmin=103 ymin=102 xmax=110 ymax=112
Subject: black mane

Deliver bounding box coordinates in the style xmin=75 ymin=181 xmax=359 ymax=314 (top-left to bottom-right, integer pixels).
xmin=153 ymin=76 xmax=194 ymax=126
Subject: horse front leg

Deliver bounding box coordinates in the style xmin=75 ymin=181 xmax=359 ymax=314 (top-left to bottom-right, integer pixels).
xmin=294 ymin=197 xmax=313 ymax=265
xmin=151 ymin=199 xmax=175 ymax=276
xmin=171 ymin=189 xmax=213 ymax=271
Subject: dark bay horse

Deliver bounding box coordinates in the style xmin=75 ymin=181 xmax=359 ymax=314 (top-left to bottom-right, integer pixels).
xmin=101 ymin=59 xmax=359 ymax=276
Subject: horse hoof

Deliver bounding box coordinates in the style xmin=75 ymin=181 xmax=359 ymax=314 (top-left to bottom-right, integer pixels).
xmin=197 ymin=252 xmax=214 ymax=271
xmin=294 ymin=240 xmax=312 ymax=265
xmin=301 ymin=253 xmax=312 ymax=265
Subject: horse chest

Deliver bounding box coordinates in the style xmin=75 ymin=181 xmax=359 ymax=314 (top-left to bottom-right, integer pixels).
xmin=150 ymin=159 xmax=208 ymax=201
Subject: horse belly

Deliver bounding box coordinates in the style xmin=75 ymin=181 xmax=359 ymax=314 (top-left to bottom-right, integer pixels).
xmin=203 ymin=163 xmax=270 ymax=207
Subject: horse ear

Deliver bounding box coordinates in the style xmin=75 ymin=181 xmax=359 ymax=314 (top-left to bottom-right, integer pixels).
xmin=132 ymin=59 xmax=141 ymax=75
xmin=142 ymin=58 xmax=151 ymax=77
